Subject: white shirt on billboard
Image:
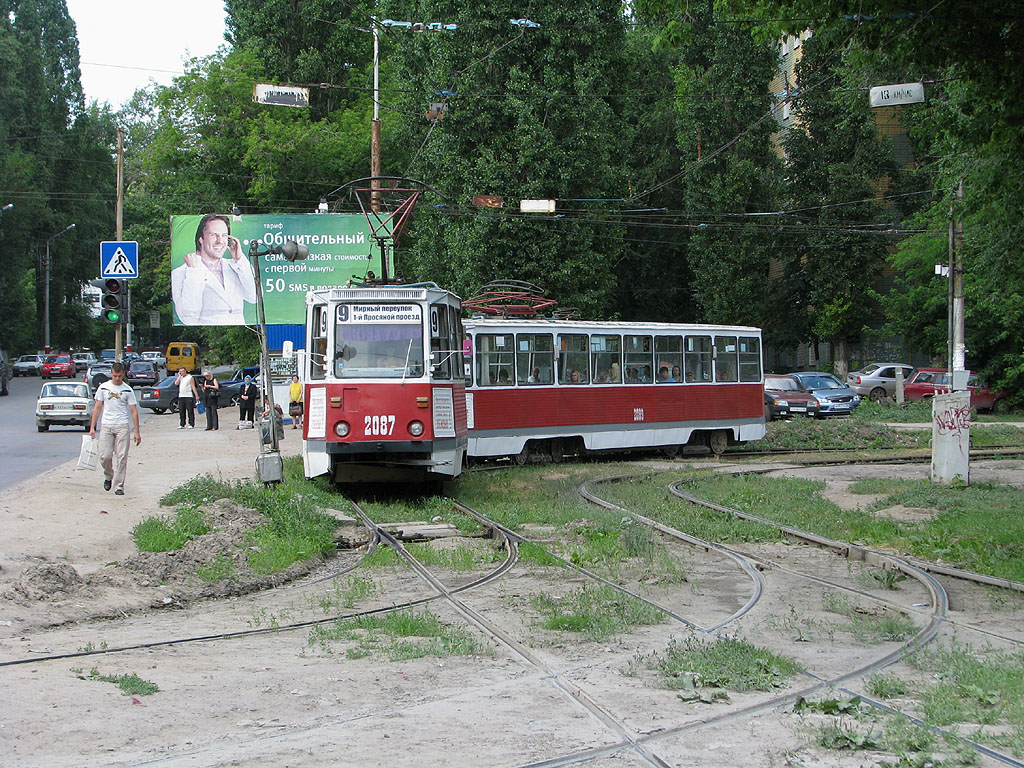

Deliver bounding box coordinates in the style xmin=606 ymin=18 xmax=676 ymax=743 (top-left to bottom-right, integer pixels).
xmin=171 ymin=257 xmax=256 ymax=325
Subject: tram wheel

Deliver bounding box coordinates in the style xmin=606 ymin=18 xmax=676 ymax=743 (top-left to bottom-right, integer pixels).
xmin=660 ymin=444 xmax=680 ymax=458
xmin=707 ymin=430 xmax=729 ymax=457
xmin=512 ymin=445 xmax=530 ymax=466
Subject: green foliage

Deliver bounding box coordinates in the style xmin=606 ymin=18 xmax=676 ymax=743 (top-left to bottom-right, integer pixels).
xmin=132 ymin=508 xmax=211 ymax=552
xmin=308 ymin=609 xmax=490 ymax=660
xmin=529 ymin=583 xmax=664 ymax=641
xmin=646 ymin=633 xmax=801 ymax=691
xmin=74 ymin=667 xmax=159 ymax=696
xmin=159 ymin=474 xmax=235 ymax=507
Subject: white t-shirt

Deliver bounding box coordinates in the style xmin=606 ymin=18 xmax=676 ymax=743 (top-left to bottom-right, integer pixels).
xmin=96 ymin=380 xmax=137 ymax=427
xmin=177 ymin=374 xmax=195 ymax=398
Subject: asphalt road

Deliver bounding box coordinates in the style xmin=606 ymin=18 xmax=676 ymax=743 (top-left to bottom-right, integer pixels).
xmin=0 ymin=374 xmax=154 ymax=492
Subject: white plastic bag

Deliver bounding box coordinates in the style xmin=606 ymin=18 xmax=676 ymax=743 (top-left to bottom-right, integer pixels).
xmin=77 ymin=434 xmax=99 ymax=471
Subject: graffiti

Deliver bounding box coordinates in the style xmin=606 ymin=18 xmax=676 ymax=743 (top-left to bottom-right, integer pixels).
xmin=935 ymin=403 xmax=972 ymax=434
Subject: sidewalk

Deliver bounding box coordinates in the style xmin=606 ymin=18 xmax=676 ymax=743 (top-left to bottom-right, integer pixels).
xmin=0 ymin=412 xmax=303 ymax=590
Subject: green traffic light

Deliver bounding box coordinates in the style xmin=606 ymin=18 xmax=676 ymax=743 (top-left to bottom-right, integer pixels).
xmin=103 ymin=309 xmax=121 ymax=324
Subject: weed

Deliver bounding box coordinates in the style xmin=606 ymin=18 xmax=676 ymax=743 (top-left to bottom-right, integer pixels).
xmin=766 ymin=605 xmax=830 ymax=642
xmin=647 ymin=633 xmax=801 ymax=692
xmin=159 ymin=474 xmax=234 ymax=506
xmin=822 ymin=591 xmax=917 ymax=642
xmin=869 ymin=569 xmax=908 ymax=590
xmin=131 ymin=507 xmax=210 ymax=552
xmin=403 ymin=541 xmax=504 ymax=571
xmin=817 ymin=720 xmax=885 ymax=751
xmin=518 ymin=541 xmax=561 ymax=566
xmin=73 ymin=667 xmax=159 ymax=696
xmin=530 ymin=583 xmax=664 ymax=641
xmin=363 ymin=546 xmax=401 ymax=568
xmin=309 ymin=609 xmax=490 ymax=660
xmin=313 ymin=575 xmax=378 ymax=612
xmin=867 ymin=673 xmax=911 ymax=699
xmin=196 ymin=554 xmax=236 ymax=582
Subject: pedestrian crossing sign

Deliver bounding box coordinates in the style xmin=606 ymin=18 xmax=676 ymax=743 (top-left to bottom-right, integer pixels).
xmin=100 ymin=241 xmax=139 ymax=278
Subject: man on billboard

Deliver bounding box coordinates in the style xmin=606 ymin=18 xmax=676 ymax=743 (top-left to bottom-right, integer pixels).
xmin=171 ymin=214 xmax=256 ymax=325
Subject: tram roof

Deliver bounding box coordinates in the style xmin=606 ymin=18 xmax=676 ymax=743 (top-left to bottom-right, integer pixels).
xmin=463 ymin=316 xmax=761 ymax=334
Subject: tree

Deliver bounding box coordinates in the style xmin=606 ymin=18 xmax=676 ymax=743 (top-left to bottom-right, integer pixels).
xmin=378 ymin=0 xmax=634 ymax=315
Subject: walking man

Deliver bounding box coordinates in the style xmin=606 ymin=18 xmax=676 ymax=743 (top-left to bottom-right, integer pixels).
xmin=89 ymin=361 xmax=141 ymax=495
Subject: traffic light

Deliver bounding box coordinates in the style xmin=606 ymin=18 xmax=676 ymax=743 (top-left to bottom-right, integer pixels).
xmin=90 ymin=278 xmax=127 ymax=324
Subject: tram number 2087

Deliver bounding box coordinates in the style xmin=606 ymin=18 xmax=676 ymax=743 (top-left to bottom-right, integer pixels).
xmin=365 ymin=414 xmax=396 ymax=436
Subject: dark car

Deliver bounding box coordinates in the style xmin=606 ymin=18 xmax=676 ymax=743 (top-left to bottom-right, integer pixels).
xmin=787 ymin=371 xmax=862 ymax=417
xmin=764 ymin=374 xmax=821 ymax=421
xmin=140 ymin=375 xmax=244 ymax=414
xmin=126 ymin=360 xmax=159 ymax=388
xmin=41 ymin=354 xmax=76 ymax=379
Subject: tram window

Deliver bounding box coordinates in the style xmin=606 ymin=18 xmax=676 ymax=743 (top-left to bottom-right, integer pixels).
xmin=624 ymin=335 xmax=653 ymax=383
xmin=655 ymin=335 xmax=682 ymax=383
xmin=591 ymin=335 xmax=621 ymax=383
xmin=476 ymin=334 xmax=515 ymax=386
xmin=516 ymin=333 xmax=553 ymax=385
xmin=684 ymin=335 xmax=712 ymax=382
xmin=333 ymin=306 xmax=424 ymax=378
xmin=739 ymin=336 xmax=761 ymax=382
xmin=715 ymin=336 xmax=738 ymax=382
xmin=310 ymin=305 xmax=327 ymax=380
xmin=559 ymin=334 xmax=589 ymax=384
xmin=429 ymin=304 xmax=453 ymax=380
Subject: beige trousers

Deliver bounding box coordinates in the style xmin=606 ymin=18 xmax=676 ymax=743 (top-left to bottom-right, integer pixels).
xmin=99 ymin=422 xmax=131 ymax=492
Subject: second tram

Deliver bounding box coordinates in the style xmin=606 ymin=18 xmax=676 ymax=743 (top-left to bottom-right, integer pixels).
xmin=464 ymin=317 xmax=765 ymax=462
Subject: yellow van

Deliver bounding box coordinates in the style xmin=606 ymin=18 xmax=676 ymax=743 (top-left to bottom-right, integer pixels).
xmin=166 ymin=342 xmax=200 ymax=373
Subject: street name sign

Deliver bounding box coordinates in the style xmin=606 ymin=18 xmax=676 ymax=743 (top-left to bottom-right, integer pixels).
xmin=869 ymin=82 xmax=925 ymax=108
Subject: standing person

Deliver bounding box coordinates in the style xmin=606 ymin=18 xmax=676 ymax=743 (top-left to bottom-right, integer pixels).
xmin=89 ymin=362 xmax=141 ymax=496
xmin=176 ymin=367 xmax=199 ymax=429
xmin=288 ymin=374 xmax=303 ymax=430
xmin=238 ymin=374 xmax=258 ymax=426
xmin=171 ymin=214 xmax=256 ymax=325
xmin=201 ymin=369 xmax=220 ymax=430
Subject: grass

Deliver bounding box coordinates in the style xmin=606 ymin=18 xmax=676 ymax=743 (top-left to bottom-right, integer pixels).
xmin=307 ymin=609 xmax=491 ymax=660
xmin=665 ymin=471 xmax=1024 ymax=583
xmin=310 ymin=575 xmax=378 ymax=613
xmin=637 ymin=633 xmax=801 ymax=693
xmin=71 ymin=667 xmax=159 ymax=696
xmin=529 ymin=583 xmax=665 ymax=641
xmin=821 ymin=591 xmax=918 ymax=642
xmin=132 ymin=507 xmax=210 ymax=552
xmin=139 ymin=458 xmax=339 ymax=574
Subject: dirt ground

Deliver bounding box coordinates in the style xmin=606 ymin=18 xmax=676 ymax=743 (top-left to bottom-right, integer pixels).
xmin=2 ymin=421 xmax=1024 ymax=767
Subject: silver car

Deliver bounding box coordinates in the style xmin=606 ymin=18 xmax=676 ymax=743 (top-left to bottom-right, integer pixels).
xmin=36 ymin=380 xmax=94 ymax=431
xmin=787 ymin=372 xmax=862 ymax=417
xmin=72 ymin=352 xmax=98 ymax=372
xmin=846 ymin=363 xmax=915 ymax=402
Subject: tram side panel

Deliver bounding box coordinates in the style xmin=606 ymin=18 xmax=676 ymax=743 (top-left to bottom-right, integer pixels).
xmin=467 ymin=383 xmax=764 ymax=458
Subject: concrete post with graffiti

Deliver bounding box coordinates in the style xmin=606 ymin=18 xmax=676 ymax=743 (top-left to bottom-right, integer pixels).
xmin=931 ymin=390 xmax=971 ymax=486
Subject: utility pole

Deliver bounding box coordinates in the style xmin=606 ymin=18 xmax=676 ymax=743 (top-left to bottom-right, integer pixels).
xmin=115 ymin=127 xmax=125 ymax=358
xmin=370 ymin=22 xmax=381 ymax=212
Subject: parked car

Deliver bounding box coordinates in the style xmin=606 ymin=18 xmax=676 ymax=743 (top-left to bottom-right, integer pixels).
xmin=141 ymin=350 xmax=167 ymax=368
xmin=126 ymin=360 xmax=159 ymax=388
xmin=787 ymin=371 xmax=862 ymax=417
xmin=903 ymin=368 xmax=1006 ymax=412
xmin=12 ymin=354 xmax=44 ymax=377
xmin=71 ymin=351 xmax=98 ymax=372
xmin=99 ymin=348 xmax=117 ymax=362
xmin=140 ymin=375 xmax=244 ymax=414
xmin=35 ymin=380 xmax=93 ymax=431
xmin=41 ymin=354 xmax=76 ymax=379
xmin=846 ymin=363 xmax=916 ymax=402
xmin=86 ymin=362 xmax=113 ymax=392
xmin=764 ymin=374 xmax=821 ymax=420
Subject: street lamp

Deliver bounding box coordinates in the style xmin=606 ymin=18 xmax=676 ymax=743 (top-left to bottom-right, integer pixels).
xmin=246 ymin=238 xmax=309 ymax=484
xmin=44 ymin=223 xmax=76 ymax=353
xmin=1 ymin=203 xmax=12 ymax=212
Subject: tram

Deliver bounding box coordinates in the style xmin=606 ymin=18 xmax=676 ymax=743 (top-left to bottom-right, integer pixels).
xmin=464 ymin=316 xmax=765 ymax=463
xmin=301 ymin=284 xmax=468 ymax=485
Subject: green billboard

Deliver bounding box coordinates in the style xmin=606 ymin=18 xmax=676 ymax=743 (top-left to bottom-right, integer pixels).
xmin=170 ymin=213 xmax=386 ymax=326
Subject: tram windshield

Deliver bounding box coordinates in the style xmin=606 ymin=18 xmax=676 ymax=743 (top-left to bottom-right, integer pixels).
xmin=333 ymin=303 xmax=424 ymax=378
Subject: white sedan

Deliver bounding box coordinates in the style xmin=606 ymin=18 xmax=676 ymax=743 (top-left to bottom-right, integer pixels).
xmin=36 ymin=381 xmax=94 ymax=432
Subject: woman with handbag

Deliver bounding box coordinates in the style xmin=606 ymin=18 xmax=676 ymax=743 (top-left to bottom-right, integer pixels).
xmin=288 ymin=374 xmax=304 ymax=429
xmin=201 ymin=370 xmax=220 ymax=430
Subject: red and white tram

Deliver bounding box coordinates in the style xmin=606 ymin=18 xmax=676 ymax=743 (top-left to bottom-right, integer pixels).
xmin=301 ymin=285 xmax=468 ymax=484
xmin=463 ymin=317 xmax=765 ymax=462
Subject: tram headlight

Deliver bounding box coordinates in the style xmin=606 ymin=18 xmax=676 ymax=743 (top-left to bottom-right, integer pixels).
xmin=334 ymin=421 xmax=351 ymax=438
xmin=408 ymin=420 xmax=425 ymax=437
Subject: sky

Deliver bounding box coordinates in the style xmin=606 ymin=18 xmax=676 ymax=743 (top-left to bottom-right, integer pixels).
xmin=66 ymin=0 xmax=229 ymax=108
